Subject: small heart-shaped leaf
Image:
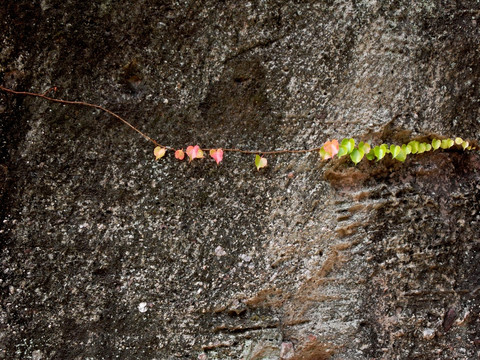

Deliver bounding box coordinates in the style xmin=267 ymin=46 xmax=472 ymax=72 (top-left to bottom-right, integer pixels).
xmin=418 ymin=143 xmax=426 ymax=153
xmin=154 ymin=146 xmax=166 ymax=160
xmin=366 ymin=148 xmax=375 ymax=161
xmin=255 ymin=154 xmax=267 ymax=171
xmin=432 ymin=139 xmax=441 ymax=150
xmin=441 ymin=139 xmax=454 ymax=149
xmin=175 ymin=149 xmax=185 ymax=160
xmin=337 ymin=145 xmax=349 ymax=158
xmin=395 ymin=148 xmax=407 ymax=162
xmin=209 ymin=149 xmax=224 ymax=164
xmin=390 ymin=144 xmax=396 ymax=156
xmin=408 ymin=141 xmax=419 ymax=154
xmin=186 ymin=145 xmax=204 ymax=161
xmin=319 ymin=147 xmax=329 ymax=160
xmin=323 ymin=139 xmax=339 ymax=159
xmin=402 ymin=144 xmax=412 ymax=155
xmin=373 ymin=146 xmax=386 ymax=161
xmin=391 ymin=145 xmax=401 ymax=159
xmin=358 ymin=141 xmax=371 ymax=154
xmin=350 ymin=148 xmax=364 ymax=165
xmin=341 ymin=138 xmax=355 ymax=154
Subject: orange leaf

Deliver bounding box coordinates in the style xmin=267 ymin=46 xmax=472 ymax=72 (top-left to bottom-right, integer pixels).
xmin=175 ymin=149 xmax=185 ymax=160
xmin=209 ymin=149 xmax=223 ymax=164
xmin=323 ymin=139 xmax=339 ymax=159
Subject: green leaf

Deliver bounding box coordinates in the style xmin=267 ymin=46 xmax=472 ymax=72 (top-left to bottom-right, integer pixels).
xmin=341 ymin=138 xmax=355 ymax=154
xmin=408 ymin=141 xmax=419 ymax=154
xmin=402 ymin=144 xmax=412 ymax=155
xmin=418 ymin=143 xmax=426 ymax=153
xmin=373 ymin=145 xmax=386 ymax=161
xmin=462 ymin=141 xmax=469 ymax=150
xmin=350 ymin=148 xmax=364 ymax=165
xmin=455 ymin=137 xmax=463 ymax=145
xmin=425 ymin=143 xmax=432 ymax=151
xmin=441 ymin=139 xmax=454 ymax=149
xmin=337 ymin=145 xmax=349 ymax=158
xmin=395 ymin=148 xmax=407 ymax=162
xmin=432 ymin=139 xmax=441 ymax=150
xmin=391 ymin=145 xmax=401 ymax=159
xmin=366 ymin=148 xmax=375 ymax=161
xmin=358 ymin=141 xmax=371 ymax=154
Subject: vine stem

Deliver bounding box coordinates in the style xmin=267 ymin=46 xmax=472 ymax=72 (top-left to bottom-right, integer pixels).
xmin=0 ymin=85 xmax=162 ymax=148
xmin=0 ymin=85 xmax=323 ymax=155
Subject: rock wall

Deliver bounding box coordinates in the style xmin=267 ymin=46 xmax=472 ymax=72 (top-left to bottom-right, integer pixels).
xmin=1 ymin=1 xmax=479 ymax=359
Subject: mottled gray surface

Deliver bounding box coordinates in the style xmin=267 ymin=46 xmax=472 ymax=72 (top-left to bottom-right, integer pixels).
xmin=1 ymin=1 xmax=479 ymax=359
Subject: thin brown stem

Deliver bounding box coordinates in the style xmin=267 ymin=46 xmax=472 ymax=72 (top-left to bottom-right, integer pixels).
xmin=219 ymin=147 xmax=323 ymax=154
xmin=0 ymin=85 xmax=322 ymax=155
xmin=0 ymin=85 xmax=162 ymax=147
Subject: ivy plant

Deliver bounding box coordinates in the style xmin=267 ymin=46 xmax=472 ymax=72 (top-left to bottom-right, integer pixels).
xmin=0 ymin=85 xmax=476 ymax=171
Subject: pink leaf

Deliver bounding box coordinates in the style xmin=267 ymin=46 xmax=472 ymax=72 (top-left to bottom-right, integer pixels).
xmin=186 ymin=145 xmax=204 ymax=161
xmin=175 ymin=149 xmax=185 ymax=160
xmin=209 ymin=149 xmax=224 ymax=164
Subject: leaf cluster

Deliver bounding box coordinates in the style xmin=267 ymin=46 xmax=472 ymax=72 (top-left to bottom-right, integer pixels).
xmin=1 ymin=85 xmax=475 ymax=171
xmin=318 ymin=137 xmax=473 ymax=165
xmin=153 ymin=137 xmax=474 ymax=170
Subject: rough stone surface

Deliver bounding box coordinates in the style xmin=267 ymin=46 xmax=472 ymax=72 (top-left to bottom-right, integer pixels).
xmin=1 ymin=1 xmax=479 ymax=359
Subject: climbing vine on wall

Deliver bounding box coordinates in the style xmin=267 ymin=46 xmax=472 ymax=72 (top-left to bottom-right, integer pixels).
xmin=0 ymin=85 xmax=476 ymax=170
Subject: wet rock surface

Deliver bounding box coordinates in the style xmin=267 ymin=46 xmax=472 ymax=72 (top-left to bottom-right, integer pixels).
xmin=1 ymin=1 xmax=479 ymax=359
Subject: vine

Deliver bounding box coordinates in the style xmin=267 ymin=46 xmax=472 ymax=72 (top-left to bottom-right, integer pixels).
xmin=0 ymin=85 xmax=476 ymax=169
